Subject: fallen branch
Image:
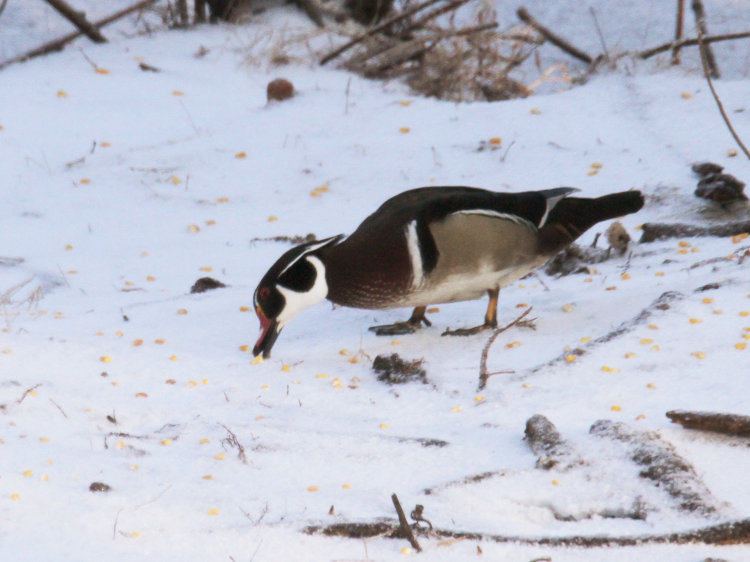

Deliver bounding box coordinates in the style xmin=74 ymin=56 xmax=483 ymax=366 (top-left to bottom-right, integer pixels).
xmin=637 ymin=30 xmax=750 ymax=59
xmin=528 ymin=291 xmax=684 ymax=375
xmin=478 ymin=306 xmax=534 ymax=390
xmin=517 ymin=6 xmax=594 ymax=65
xmin=639 ymin=221 xmax=750 ymax=243
xmin=423 ymin=470 xmax=503 ymax=495
xmin=667 ymin=410 xmax=750 ymax=437
xmin=692 ymin=0 xmax=719 ymax=78
xmin=672 ymin=0 xmax=685 ymax=64
xmin=590 ymin=420 xmax=720 ymax=516
xmin=305 ymin=517 xmax=750 ymax=546
xmin=391 ymin=494 xmax=422 ymax=552
xmin=525 ymin=414 xmax=583 ymax=471
xmin=44 ymin=0 xmax=107 ymax=43
xmin=0 ymin=0 xmax=158 ymax=70
xmin=698 ymin=29 xmax=750 ymax=159
xmin=320 ymin=0 xmax=443 ymax=65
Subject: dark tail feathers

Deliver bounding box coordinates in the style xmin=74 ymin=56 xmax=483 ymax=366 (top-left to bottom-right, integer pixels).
xmin=539 ymin=190 xmax=644 ymax=254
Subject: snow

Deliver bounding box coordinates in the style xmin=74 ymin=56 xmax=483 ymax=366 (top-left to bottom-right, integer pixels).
xmin=1 ymin=1 xmax=750 ymax=560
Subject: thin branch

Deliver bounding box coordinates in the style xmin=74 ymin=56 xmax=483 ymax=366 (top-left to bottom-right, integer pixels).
xmin=672 ymin=0 xmax=685 ymax=64
xmin=697 ymin=29 xmax=750 ymax=159
xmin=637 ymin=30 xmax=750 ymax=59
xmin=49 ymin=398 xmax=68 ymax=418
xmin=478 ymin=307 xmax=534 ymax=390
xmin=517 ymin=7 xmax=594 ymax=64
xmin=17 ymin=384 xmax=42 ymax=405
xmin=391 ymin=494 xmax=422 ymax=552
xmin=320 ymin=0 xmax=443 ymax=65
xmin=0 ymin=0 xmax=158 ymax=70
xmin=43 ymin=0 xmax=107 ymax=43
xmin=691 ymin=0 xmax=719 ymax=78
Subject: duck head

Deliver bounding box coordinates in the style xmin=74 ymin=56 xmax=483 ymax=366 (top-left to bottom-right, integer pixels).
xmin=252 ymin=235 xmax=343 ymax=358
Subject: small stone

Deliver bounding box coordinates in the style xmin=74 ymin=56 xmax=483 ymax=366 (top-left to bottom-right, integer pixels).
xmin=267 ymin=78 xmax=294 ymax=102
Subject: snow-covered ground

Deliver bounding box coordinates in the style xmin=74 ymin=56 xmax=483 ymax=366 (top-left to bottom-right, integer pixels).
xmin=1 ymin=2 xmax=750 ymax=560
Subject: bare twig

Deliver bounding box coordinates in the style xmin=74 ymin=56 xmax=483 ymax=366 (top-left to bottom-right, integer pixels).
xmin=391 ymin=494 xmax=422 ymax=552
xmin=697 ymin=29 xmax=750 ymax=159
xmin=0 ymin=0 xmax=8 ymax=18
xmin=672 ymin=0 xmax=685 ymax=64
xmin=398 ymin=0 xmax=469 ymax=37
xmin=517 ymin=7 xmax=594 ymax=64
xmin=320 ymin=0 xmax=443 ymax=65
xmin=637 ymin=30 xmax=750 ymax=60
xmin=588 ymin=7 xmax=609 ymax=61
xmin=49 ymin=398 xmax=68 ymax=418
xmin=43 ymin=0 xmax=107 ymax=43
xmin=478 ymin=307 xmax=534 ymax=390
xmin=0 ymin=0 xmax=158 ymax=70
xmin=221 ymin=423 xmax=248 ymax=463
xmin=691 ymin=0 xmax=719 ymax=78
xmin=17 ymin=384 xmax=42 ymax=405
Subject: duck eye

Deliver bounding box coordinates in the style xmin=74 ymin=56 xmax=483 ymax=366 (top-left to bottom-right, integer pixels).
xmin=258 ymin=287 xmax=271 ymax=300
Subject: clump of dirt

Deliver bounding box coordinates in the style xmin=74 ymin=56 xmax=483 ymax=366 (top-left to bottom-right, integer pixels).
xmin=372 ymin=353 xmax=427 ymax=385
xmin=190 ymin=277 xmax=227 ymax=293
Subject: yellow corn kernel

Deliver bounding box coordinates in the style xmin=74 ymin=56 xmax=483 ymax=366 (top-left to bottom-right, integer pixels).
xmin=611 ymin=405 xmax=622 ymax=411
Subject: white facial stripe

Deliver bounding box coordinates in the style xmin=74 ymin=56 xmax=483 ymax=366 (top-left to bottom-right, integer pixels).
xmin=276 ymin=256 xmax=328 ymax=328
xmin=405 ymin=220 xmax=424 ymax=289
xmin=453 ymin=209 xmax=536 ymax=229
xmin=277 ymin=236 xmax=342 ymax=278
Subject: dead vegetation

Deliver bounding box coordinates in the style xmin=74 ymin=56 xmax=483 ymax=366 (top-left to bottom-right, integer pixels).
xmin=372 ymin=353 xmax=428 ymax=385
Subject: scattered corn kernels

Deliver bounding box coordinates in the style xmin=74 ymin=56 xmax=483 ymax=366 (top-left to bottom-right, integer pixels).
xmin=611 ymin=405 xmax=622 ymax=411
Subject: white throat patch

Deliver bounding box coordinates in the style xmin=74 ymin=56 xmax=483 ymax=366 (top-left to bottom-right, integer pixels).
xmin=276 ymin=256 xmax=328 ymax=328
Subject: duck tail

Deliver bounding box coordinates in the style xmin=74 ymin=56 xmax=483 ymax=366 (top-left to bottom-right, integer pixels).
xmin=539 ymin=190 xmax=644 ymax=253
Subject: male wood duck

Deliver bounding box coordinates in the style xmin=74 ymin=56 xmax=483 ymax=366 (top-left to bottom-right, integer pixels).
xmin=253 ymin=185 xmax=644 ymax=358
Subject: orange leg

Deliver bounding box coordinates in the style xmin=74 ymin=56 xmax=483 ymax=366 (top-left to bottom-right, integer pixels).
xmin=442 ymin=288 xmax=499 ymax=336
